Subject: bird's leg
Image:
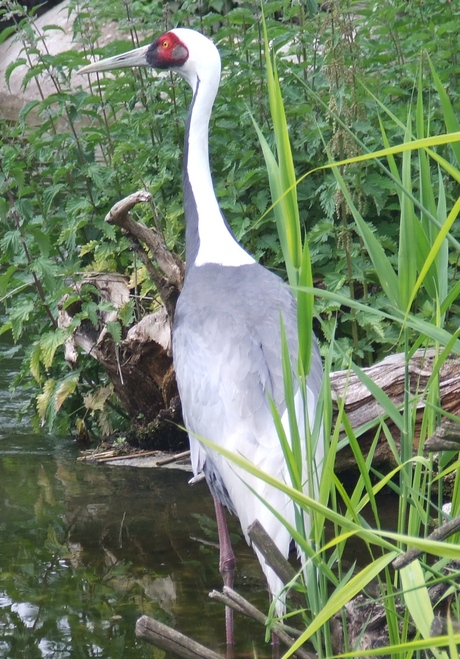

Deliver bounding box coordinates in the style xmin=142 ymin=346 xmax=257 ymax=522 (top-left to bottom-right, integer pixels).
xmin=213 ymin=497 xmax=236 ymax=649
xmin=213 ymin=497 xmax=236 ymax=583
xmin=271 ymin=632 xmax=280 ymax=659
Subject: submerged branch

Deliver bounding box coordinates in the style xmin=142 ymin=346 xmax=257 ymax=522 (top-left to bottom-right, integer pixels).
xmin=248 ymin=520 xmax=300 ymax=599
xmin=135 ymin=615 xmax=223 ymax=659
xmin=209 ymin=587 xmax=315 ymax=659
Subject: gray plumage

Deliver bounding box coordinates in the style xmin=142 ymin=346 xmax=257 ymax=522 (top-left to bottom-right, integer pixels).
xmin=174 ymin=261 xmax=323 ymax=606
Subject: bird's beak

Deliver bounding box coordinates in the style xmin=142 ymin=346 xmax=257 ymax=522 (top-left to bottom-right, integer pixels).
xmin=79 ymin=44 xmax=150 ymax=75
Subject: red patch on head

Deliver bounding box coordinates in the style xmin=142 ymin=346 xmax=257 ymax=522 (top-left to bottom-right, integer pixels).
xmin=146 ymin=31 xmax=189 ymax=69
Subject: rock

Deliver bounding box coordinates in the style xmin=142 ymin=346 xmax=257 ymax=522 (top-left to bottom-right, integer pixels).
xmin=0 ymin=0 xmax=119 ymax=121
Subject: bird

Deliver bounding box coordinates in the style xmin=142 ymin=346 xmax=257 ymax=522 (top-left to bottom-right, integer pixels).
xmin=80 ymin=27 xmax=324 ymax=642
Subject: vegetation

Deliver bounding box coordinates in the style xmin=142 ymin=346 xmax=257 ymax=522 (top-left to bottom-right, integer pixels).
xmin=1 ymin=0 xmax=460 ymax=656
xmin=215 ymin=8 xmax=460 ymax=656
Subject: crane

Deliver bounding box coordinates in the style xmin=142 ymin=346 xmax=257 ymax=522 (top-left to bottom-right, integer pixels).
xmin=80 ymin=27 xmax=324 ymax=645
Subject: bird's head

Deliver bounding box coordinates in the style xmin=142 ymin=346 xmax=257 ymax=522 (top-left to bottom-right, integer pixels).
xmin=79 ymin=28 xmax=221 ymax=93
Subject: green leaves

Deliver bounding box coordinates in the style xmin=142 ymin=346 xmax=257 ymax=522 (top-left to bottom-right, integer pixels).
xmin=8 ymin=298 xmax=35 ymax=342
xmin=39 ymin=329 xmax=67 ymax=370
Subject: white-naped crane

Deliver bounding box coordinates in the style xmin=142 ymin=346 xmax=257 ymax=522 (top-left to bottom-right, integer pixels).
xmin=80 ymin=28 xmax=324 ymax=648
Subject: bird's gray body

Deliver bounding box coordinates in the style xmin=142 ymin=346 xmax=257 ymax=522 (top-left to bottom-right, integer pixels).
xmin=174 ymin=260 xmax=323 ymax=604
xmin=174 ymin=261 xmax=299 ymax=506
xmin=174 ymin=260 xmax=323 ymax=501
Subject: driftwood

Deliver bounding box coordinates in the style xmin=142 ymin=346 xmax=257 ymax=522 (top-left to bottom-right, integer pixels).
xmin=425 ymin=419 xmax=460 ymax=452
xmin=392 ymin=514 xmax=460 ymax=569
xmin=330 ymin=350 xmax=460 ymax=473
xmin=248 ymin=520 xmax=300 ymax=600
xmin=135 ymin=597 xmax=315 ymax=659
xmin=135 ymin=583 xmax=314 ymax=658
xmin=135 ymin=520 xmax=460 ymax=659
xmin=219 ymin=524 xmax=460 ymax=658
xmin=210 ymin=588 xmax=315 ymax=659
xmin=135 ymin=615 xmax=223 ymax=659
xmin=104 ymin=191 xmax=184 ymax=318
xmin=77 ymin=448 xmax=161 ymax=463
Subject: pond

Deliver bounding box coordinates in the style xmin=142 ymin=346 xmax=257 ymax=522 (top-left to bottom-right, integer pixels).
xmin=0 ymin=343 xmax=273 ymax=658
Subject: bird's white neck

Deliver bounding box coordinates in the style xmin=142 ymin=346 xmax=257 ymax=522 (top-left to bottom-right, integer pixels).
xmin=182 ymin=66 xmax=255 ymax=270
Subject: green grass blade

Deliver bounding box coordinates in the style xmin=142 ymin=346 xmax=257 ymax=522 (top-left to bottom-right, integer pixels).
xmin=256 ymin=15 xmax=315 ymax=375
xmin=333 ymin=635 xmax=460 ymax=658
xmin=400 ymin=560 xmax=449 ymax=659
xmin=428 ymin=55 xmax=460 ymax=166
xmin=281 ymin=552 xmax=398 ymax=657
xmin=435 ymin=173 xmax=449 ymax=306
xmin=327 ymin=162 xmax=401 ymax=309
xmin=398 ymin=116 xmax=416 ymax=311
xmin=350 ymin=361 xmax=404 ymax=431
xmin=297 ymin=240 xmax=313 ymax=376
xmin=250 ymin=116 xmax=297 ymax=287
xmin=405 ymin=195 xmax=460 ymax=314
xmin=261 ymin=18 xmax=302 ymax=272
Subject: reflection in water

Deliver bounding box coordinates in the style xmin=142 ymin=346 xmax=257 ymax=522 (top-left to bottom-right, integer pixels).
xmin=0 ymin=442 xmax=274 ymax=658
xmin=0 ymin=344 xmax=272 ymax=658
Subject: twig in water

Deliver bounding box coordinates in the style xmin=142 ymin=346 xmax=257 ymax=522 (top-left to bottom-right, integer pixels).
xmin=118 ymin=511 xmax=126 ymax=549
xmin=135 ymin=615 xmax=223 ymax=659
xmin=156 ymin=450 xmax=191 ymax=466
xmin=248 ymin=519 xmax=304 ymax=606
xmin=209 ymin=587 xmax=315 ymax=659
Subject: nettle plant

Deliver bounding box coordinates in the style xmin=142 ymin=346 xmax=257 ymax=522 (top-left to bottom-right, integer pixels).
xmin=0 ymin=0 xmax=460 ymax=437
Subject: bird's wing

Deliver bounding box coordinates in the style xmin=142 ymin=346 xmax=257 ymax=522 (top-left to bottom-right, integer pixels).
xmin=172 ymin=291 xmax=312 ymax=505
xmin=173 ymin=263 xmax=322 ymax=530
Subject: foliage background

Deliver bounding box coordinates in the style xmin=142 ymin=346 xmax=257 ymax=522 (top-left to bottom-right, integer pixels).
xmin=1 ymin=0 xmax=460 ymax=436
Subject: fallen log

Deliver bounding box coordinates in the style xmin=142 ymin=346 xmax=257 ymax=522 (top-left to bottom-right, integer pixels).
xmin=330 ymin=349 xmax=460 ymax=474
xmin=61 ymin=271 xmax=460 ymax=468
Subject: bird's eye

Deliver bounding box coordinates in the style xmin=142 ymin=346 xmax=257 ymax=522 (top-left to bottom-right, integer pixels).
xmin=162 ymin=40 xmax=169 ymax=49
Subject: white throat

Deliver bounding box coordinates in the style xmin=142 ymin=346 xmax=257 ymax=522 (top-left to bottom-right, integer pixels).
xmin=178 ymin=31 xmax=255 ymax=268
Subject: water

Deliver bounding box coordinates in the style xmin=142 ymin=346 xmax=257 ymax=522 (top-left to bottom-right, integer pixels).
xmin=0 ymin=343 xmax=272 ymax=658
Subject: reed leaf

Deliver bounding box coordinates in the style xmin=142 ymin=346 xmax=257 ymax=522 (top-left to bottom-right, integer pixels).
xmin=333 ymin=635 xmax=460 ymax=658
xmin=428 ymin=55 xmax=460 ymax=166
xmin=261 ymin=16 xmax=302 ymax=273
xmin=400 ymin=561 xmax=443 ymax=655
xmin=282 ymin=553 xmax=398 ymax=658
xmin=405 ymin=195 xmax=460 ymax=314
xmin=398 ymin=118 xmax=417 ymax=311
